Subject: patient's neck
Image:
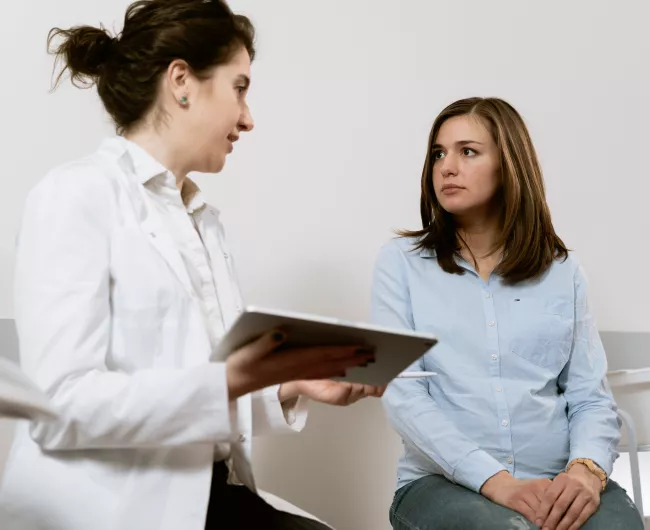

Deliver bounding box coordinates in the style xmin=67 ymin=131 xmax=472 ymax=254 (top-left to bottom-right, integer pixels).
xmin=455 ymin=210 xmax=502 ymax=279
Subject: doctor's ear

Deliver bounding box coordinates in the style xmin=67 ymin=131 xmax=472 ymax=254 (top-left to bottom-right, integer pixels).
xmin=166 ymin=59 xmax=194 ymax=109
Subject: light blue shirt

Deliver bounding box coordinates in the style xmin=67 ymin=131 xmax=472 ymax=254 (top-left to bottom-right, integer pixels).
xmin=372 ymin=237 xmax=620 ymax=494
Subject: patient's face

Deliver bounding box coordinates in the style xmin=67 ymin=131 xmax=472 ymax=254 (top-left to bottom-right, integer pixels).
xmin=431 ymin=115 xmax=501 ymax=218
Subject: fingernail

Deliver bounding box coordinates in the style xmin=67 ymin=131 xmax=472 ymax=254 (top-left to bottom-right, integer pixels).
xmin=535 ymin=520 xmax=542 ymax=527
xmin=272 ymin=331 xmax=286 ymax=342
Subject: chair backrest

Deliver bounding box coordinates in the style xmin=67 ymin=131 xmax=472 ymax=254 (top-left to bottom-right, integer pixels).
xmin=0 ymin=319 xmax=18 ymax=482
xmin=602 ymin=331 xmax=650 ymax=371
xmin=601 ymin=331 xmax=650 ymax=448
xmin=0 ymin=320 xmax=18 ymax=364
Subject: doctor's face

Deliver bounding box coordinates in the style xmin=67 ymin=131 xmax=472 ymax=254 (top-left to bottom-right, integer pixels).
xmin=174 ymin=47 xmax=255 ymax=174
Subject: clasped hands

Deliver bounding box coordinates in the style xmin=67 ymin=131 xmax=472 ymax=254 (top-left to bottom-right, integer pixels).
xmin=481 ymin=464 xmax=602 ymax=530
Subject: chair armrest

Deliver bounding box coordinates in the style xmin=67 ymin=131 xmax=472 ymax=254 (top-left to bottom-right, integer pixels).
xmin=607 ymin=367 xmax=650 ymax=388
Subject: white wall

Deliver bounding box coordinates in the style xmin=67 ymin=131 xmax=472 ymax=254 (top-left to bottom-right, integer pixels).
xmin=1 ymin=1 xmax=649 ymax=529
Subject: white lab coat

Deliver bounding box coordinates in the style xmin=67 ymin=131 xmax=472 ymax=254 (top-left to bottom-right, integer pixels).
xmin=0 ymin=137 xmax=307 ymax=530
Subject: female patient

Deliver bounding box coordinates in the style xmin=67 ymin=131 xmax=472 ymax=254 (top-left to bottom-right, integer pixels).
xmin=372 ymin=97 xmax=643 ymax=530
xmin=0 ymin=1 xmax=382 ymax=529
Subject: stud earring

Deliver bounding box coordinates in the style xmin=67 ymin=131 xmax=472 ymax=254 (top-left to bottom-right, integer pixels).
xmin=179 ymin=96 xmax=189 ymax=107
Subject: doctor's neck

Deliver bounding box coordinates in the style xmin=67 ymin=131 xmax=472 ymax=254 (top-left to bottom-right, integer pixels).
xmin=125 ymin=126 xmax=193 ymax=191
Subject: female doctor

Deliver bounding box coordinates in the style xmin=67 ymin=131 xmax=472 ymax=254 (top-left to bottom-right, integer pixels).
xmin=0 ymin=1 xmax=383 ymax=529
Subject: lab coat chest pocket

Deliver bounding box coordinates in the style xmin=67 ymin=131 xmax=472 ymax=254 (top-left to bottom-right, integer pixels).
xmin=109 ymin=228 xmax=185 ymax=369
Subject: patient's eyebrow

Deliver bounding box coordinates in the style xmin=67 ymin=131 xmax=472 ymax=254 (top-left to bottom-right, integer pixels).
xmin=432 ymin=140 xmax=485 ymax=150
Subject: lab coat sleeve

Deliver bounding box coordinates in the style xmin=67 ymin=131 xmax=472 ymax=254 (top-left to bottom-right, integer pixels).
xmin=15 ymin=165 xmax=233 ymax=450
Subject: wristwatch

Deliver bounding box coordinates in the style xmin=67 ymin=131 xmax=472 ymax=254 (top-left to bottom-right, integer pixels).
xmin=566 ymin=458 xmax=607 ymax=492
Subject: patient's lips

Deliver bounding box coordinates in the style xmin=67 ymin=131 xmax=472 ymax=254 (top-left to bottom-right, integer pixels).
xmin=441 ymin=183 xmax=464 ymax=195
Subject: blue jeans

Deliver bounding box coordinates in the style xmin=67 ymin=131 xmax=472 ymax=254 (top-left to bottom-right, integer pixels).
xmin=390 ymin=475 xmax=644 ymax=530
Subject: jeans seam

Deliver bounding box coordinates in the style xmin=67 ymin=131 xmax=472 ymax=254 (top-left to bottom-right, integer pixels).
xmin=390 ymin=505 xmax=423 ymax=530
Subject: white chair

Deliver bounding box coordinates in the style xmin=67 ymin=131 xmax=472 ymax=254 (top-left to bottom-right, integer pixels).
xmin=602 ymin=330 xmax=650 ymax=520
xmin=607 ymin=367 xmax=650 ymax=518
xmin=258 ymin=490 xmax=333 ymax=527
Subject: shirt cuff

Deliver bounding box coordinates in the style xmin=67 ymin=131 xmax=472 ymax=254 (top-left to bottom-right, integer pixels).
xmin=251 ymin=385 xmax=309 ymax=436
xmin=452 ymin=449 xmax=507 ymax=493
xmin=568 ymin=445 xmax=616 ymax=477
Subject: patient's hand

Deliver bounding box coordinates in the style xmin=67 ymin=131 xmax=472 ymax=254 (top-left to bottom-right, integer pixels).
xmin=279 ymin=380 xmax=385 ymax=406
xmin=480 ymin=471 xmax=552 ymax=523
xmin=534 ymin=466 xmax=601 ymax=530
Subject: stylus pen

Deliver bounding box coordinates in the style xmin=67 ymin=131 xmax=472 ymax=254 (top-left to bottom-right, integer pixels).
xmin=395 ymin=371 xmax=437 ymax=379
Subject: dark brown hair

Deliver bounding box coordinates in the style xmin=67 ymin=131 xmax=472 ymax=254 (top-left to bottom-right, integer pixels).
xmin=48 ymin=0 xmax=255 ymax=134
xmin=400 ymin=97 xmax=568 ymax=284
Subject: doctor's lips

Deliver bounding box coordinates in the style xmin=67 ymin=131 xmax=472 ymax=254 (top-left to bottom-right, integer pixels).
xmin=227 ymin=134 xmax=239 ymax=153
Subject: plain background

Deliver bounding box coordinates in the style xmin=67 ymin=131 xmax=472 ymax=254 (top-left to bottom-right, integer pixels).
xmin=1 ymin=1 xmax=649 ymax=528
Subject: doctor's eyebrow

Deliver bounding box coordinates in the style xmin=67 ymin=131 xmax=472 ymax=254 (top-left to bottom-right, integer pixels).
xmin=235 ymin=74 xmax=251 ymax=88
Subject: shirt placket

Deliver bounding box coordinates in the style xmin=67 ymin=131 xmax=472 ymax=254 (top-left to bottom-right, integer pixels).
xmin=482 ymin=283 xmax=515 ymax=473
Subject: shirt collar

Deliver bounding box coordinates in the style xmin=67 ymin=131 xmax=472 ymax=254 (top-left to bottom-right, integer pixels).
xmin=180 ymin=178 xmax=206 ymax=214
xmin=107 ymin=136 xmax=206 ymax=214
xmin=114 ymin=136 xmax=168 ymax=185
xmin=418 ymin=245 xmax=475 ymax=273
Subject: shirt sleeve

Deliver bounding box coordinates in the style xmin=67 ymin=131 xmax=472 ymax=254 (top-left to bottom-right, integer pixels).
xmin=373 ymin=241 xmax=506 ymax=492
xmin=251 ymin=385 xmax=309 ymax=436
xmin=559 ymin=259 xmax=621 ymax=476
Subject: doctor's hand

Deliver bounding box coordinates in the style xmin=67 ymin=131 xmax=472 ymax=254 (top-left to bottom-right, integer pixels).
xmin=278 ymin=380 xmax=386 ymax=406
xmin=226 ymin=329 xmax=375 ymax=400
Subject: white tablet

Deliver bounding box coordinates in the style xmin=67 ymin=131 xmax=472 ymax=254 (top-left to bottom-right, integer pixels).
xmin=212 ymin=306 xmax=437 ymax=386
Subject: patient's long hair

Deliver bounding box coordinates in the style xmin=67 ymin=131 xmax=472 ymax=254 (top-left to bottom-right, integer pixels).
xmin=399 ymin=97 xmax=568 ymax=284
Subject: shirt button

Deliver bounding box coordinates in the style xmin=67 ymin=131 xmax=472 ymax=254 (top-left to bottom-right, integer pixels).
xmin=223 ymin=252 xmax=229 ymax=259
xmin=485 ymin=292 xmax=491 ymax=298
xmin=495 ymin=386 xmax=503 ymax=392
xmin=502 ymin=419 xmax=509 ymax=427
xmin=507 ymin=456 xmax=513 ymax=464
xmin=491 ymin=354 xmax=498 ymax=361
xmin=489 ymin=321 xmax=495 ymax=327
xmin=238 ymin=434 xmax=246 ymax=443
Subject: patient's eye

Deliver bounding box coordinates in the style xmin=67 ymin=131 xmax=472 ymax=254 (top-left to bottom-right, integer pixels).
xmin=432 ymin=150 xmax=445 ymax=160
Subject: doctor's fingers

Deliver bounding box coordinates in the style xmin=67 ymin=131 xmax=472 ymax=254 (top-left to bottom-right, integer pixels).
xmin=275 ymin=349 xmax=375 ymax=380
xmin=240 ymin=330 xmax=376 ymax=364
xmin=237 ymin=329 xmax=288 ymax=360
xmin=273 ymin=344 xmax=375 ymax=368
